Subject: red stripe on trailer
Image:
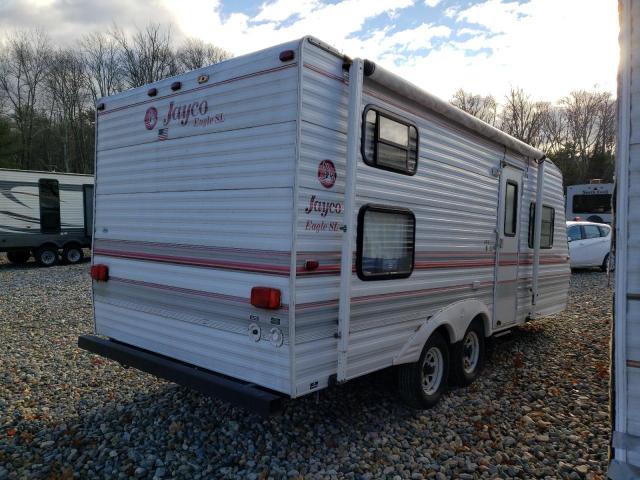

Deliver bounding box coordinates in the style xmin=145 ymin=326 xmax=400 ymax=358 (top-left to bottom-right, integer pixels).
xmin=98 ymin=63 xmax=298 ymax=117
xmin=108 ymin=276 xmax=289 ymax=312
xmin=93 ymin=249 xmax=291 ymax=276
xmin=94 ymin=239 xmax=291 ymax=257
xmin=303 ymin=63 xmax=348 ymax=84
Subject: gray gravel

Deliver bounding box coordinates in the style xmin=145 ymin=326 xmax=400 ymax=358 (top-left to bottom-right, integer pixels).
xmin=0 ymin=256 xmax=612 ymax=479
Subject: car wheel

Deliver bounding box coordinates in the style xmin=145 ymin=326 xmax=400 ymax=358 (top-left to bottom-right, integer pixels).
xmin=36 ymin=245 xmax=59 ymax=267
xmin=601 ymin=252 xmax=614 ymax=272
xmin=62 ymin=245 xmax=84 ymax=264
xmin=450 ymin=320 xmax=486 ymax=386
xmin=6 ymin=250 xmax=30 ymax=264
xmin=397 ymin=332 xmax=449 ymax=409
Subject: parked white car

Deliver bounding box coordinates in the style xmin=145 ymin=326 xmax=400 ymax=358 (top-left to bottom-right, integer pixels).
xmin=566 ymin=221 xmax=612 ymax=270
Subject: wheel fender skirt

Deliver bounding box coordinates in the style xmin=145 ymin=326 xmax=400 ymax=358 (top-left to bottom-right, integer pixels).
xmin=392 ymin=299 xmax=491 ymax=366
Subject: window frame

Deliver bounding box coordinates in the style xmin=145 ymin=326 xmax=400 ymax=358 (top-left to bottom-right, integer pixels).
xmin=38 ymin=178 xmax=61 ymax=234
xmin=361 ymin=105 xmax=419 ymax=176
xmin=503 ymin=180 xmax=519 ymax=237
xmin=356 ymin=204 xmax=416 ymax=281
xmin=528 ymin=202 xmax=555 ymax=249
xmin=83 ymin=184 xmax=94 ymax=238
xmin=567 ymin=225 xmax=583 ymax=242
xmin=597 ymin=225 xmax=611 ymax=237
xmin=583 ymin=224 xmax=602 ymax=240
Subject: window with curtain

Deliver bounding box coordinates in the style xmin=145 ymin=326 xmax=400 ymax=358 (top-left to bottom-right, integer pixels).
xmin=362 ymin=107 xmax=418 ymax=175
xmin=528 ymin=203 xmax=555 ymax=249
xmin=357 ymin=205 xmax=415 ymax=280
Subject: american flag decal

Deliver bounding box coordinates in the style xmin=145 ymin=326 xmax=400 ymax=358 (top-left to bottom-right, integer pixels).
xmin=158 ymin=128 xmax=169 ymax=141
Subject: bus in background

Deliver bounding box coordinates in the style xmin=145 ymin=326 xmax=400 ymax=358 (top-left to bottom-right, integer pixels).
xmin=565 ymin=181 xmax=613 ymax=224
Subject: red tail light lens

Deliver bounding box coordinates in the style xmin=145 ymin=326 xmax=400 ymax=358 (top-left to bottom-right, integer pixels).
xmin=91 ymin=264 xmax=109 ymax=282
xmin=250 ymin=287 xmax=281 ymax=309
xmin=304 ymin=260 xmax=319 ymax=271
xmin=279 ymin=50 xmax=295 ymax=62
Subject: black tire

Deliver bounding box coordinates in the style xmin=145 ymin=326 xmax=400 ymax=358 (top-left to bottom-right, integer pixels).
xmin=397 ymin=332 xmax=449 ymax=409
xmin=62 ymin=244 xmax=84 ymax=264
xmin=450 ymin=320 xmax=486 ymax=386
xmin=6 ymin=250 xmax=30 ymax=264
xmin=601 ymin=252 xmax=614 ymax=272
xmin=36 ymin=245 xmax=59 ymax=267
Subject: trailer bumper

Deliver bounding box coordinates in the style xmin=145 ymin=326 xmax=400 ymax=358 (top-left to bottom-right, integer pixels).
xmin=78 ymin=335 xmax=284 ymax=416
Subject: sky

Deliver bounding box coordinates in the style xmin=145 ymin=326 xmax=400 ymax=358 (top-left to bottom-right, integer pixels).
xmin=0 ymin=0 xmax=619 ymax=102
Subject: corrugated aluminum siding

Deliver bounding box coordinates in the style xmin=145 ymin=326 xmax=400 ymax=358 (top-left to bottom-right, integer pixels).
xmin=92 ymin=41 xmax=301 ymax=395
xmin=612 ymin=0 xmax=640 ymax=474
xmin=292 ymin=39 xmax=568 ymax=397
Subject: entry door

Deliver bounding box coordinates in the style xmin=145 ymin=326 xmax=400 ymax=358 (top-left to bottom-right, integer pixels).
xmin=493 ymin=166 xmax=522 ymax=328
xmin=83 ymin=184 xmax=94 ymax=238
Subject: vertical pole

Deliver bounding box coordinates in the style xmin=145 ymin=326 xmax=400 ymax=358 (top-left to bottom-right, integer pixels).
xmin=613 ymin=0 xmax=631 ymax=465
xmin=337 ymin=59 xmax=364 ymax=382
xmin=531 ymin=157 xmax=546 ymax=308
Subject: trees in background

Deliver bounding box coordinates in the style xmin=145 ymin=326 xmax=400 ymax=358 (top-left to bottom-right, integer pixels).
xmin=0 ymin=24 xmax=231 ymax=173
xmin=451 ymin=87 xmax=616 ymax=185
xmin=0 ymin=25 xmax=615 ymax=186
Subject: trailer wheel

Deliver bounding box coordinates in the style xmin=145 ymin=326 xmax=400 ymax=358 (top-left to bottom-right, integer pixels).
xmin=6 ymin=250 xmax=30 ymax=264
xmin=36 ymin=245 xmax=59 ymax=267
xmin=62 ymin=244 xmax=84 ymax=264
xmin=450 ymin=319 xmax=485 ymax=386
xmin=397 ymin=331 xmax=449 ymax=409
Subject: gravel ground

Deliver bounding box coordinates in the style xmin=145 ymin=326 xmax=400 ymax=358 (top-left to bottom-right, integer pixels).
xmin=0 ymin=256 xmax=612 ymax=480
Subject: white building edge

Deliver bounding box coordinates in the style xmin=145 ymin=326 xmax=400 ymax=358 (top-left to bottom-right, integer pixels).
xmin=610 ymin=1 xmax=640 ymax=477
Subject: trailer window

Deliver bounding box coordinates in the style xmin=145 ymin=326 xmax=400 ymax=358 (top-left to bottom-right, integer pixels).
xmin=528 ymin=203 xmax=554 ymax=249
xmin=504 ymin=181 xmax=518 ymax=236
xmin=39 ymin=179 xmax=61 ymax=234
xmin=356 ymin=205 xmax=415 ymax=280
xmin=572 ymin=194 xmax=611 ymax=214
xmin=362 ymin=106 xmax=418 ymax=175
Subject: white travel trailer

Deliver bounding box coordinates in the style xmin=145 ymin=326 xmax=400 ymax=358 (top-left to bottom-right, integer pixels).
xmin=566 ymin=182 xmax=613 ymax=224
xmin=609 ymin=1 xmax=640 ymax=477
xmin=79 ymin=37 xmax=570 ymax=414
xmin=0 ymin=169 xmax=94 ymax=266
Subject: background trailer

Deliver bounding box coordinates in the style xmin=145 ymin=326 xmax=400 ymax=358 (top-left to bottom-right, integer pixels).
xmin=0 ymin=169 xmax=94 ymax=266
xmin=79 ymin=37 xmax=569 ymax=413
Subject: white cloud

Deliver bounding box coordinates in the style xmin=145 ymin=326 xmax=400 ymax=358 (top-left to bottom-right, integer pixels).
xmin=424 ymin=0 xmax=442 ymax=7
xmin=0 ymin=0 xmax=618 ymax=102
xmin=253 ymin=0 xmax=320 ymax=23
xmin=161 ymin=0 xmax=416 ymax=56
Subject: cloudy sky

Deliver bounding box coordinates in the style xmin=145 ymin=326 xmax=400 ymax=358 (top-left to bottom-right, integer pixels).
xmin=0 ymin=0 xmax=619 ymax=102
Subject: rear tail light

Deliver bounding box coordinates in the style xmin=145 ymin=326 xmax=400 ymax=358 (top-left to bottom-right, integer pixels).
xmin=304 ymin=260 xmax=319 ymax=271
xmin=279 ymin=50 xmax=295 ymax=62
xmin=250 ymin=287 xmax=281 ymax=309
xmin=91 ymin=264 xmax=109 ymax=282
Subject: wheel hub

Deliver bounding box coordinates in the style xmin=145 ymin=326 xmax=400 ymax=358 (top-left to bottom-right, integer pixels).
xmin=422 ymin=346 xmax=444 ymax=396
xmin=462 ymin=330 xmax=480 ymax=374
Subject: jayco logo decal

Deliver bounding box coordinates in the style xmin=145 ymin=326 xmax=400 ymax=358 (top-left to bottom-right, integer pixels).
xmin=304 ymin=195 xmax=343 ymax=233
xmin=317 ymin=160 xmax=337 ymax=188
xmin=144 ymin=97 xmax=225 ymax=138
xmin=144 ymin=107 xmax=158 ymax=130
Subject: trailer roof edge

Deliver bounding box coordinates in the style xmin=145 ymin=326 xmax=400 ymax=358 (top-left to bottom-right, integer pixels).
xmin=362 ymin=60 xmax=546 ymax=161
